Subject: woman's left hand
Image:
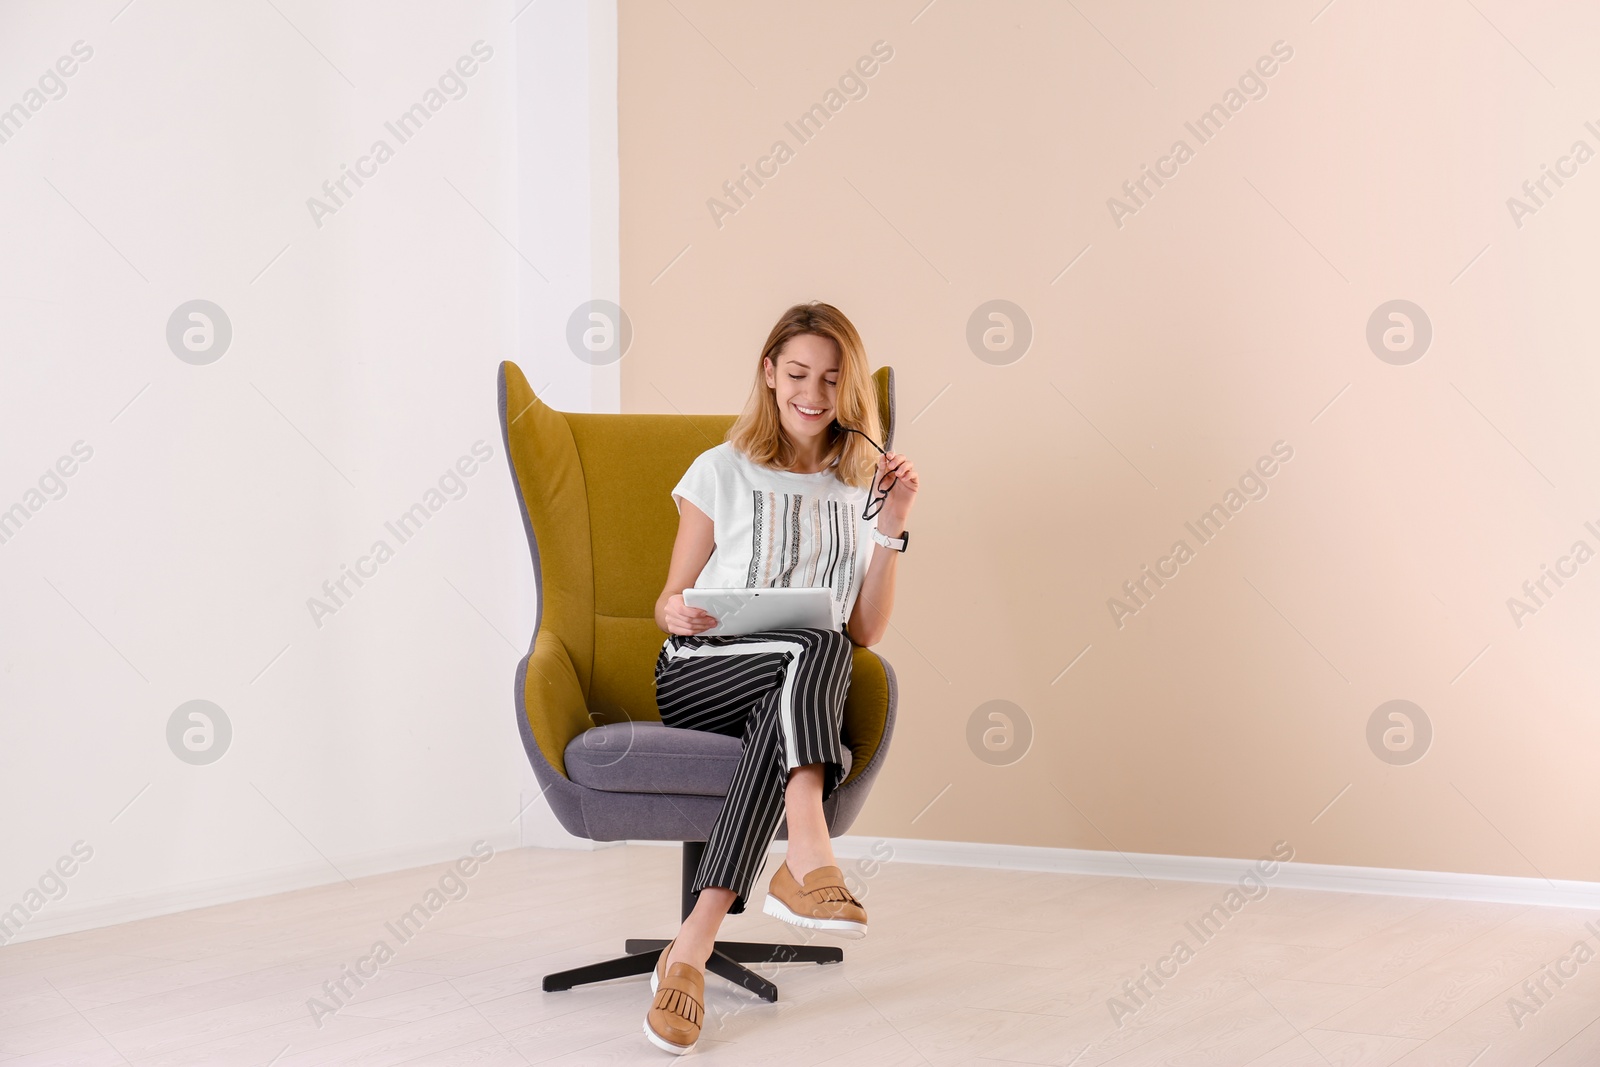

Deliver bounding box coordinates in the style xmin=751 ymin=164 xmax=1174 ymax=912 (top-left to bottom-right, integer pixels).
xmin=875 ymin=450 xmax=919 ymax=532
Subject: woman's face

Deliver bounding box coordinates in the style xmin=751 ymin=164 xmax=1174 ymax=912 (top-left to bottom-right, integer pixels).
xmin=764 ymin=334 xmax=841 ymax=447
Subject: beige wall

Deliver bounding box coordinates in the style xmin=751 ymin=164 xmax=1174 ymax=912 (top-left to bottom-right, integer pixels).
xmin=619 ymin=1 xmax=1600 ymax=882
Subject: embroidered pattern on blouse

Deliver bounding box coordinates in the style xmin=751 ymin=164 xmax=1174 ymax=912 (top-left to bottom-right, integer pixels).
xmin=746 ymin=490 xmax=859 ymax=612
xmin=746 ymin=490 xmax=764 ymax=588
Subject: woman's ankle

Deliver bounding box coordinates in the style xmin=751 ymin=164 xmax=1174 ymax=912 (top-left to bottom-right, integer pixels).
xmin=785 ymin=849 xmax=836 ymax=881
xmin=670 ymin=928 xmax=715 ymax=968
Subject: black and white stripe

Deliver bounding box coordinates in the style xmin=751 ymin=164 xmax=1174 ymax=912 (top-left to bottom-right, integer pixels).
xmin=653 ymin=626 xmax=853 ymax=914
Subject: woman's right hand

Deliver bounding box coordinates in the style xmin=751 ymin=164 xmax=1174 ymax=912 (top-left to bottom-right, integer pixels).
xmin=664 ymin=593 xmax=719 ymax=636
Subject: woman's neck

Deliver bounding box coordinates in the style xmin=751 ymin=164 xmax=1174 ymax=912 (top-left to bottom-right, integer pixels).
xmin=783 ymin=438 xmax=831 ymax=474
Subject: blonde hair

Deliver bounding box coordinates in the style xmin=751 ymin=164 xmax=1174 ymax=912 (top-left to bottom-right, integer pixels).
xmin=728 ymin=301 xmax=882 ymax=490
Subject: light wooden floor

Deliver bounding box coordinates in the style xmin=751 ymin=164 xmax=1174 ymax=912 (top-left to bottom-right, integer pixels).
xmin=3 ymin=844 xmax=1598 ymax=1066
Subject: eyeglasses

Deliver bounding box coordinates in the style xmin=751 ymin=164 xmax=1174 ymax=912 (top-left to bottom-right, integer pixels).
xmin=833 ymin=423 xmax=894 ymax=521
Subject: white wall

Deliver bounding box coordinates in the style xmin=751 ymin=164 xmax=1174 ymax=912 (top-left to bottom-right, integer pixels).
xmin=511 ymin=0 xmax=622 ymax=846
xmin=0 ymin=0 xmax=618 ymax=944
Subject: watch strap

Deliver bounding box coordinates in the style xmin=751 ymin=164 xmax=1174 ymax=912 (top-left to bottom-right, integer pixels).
xmin=872 ymin=526 xmax=909 ymax=552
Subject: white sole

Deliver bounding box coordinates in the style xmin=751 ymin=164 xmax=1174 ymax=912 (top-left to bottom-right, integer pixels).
xmin=762 ymin=893 xmax=868 ymax=939
xmin=642 ymin=1017 xmax=695 ymax=1055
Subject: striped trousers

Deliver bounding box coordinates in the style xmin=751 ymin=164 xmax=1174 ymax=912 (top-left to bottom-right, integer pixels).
xmin=653 ymin=626 xmax=853 ymax=915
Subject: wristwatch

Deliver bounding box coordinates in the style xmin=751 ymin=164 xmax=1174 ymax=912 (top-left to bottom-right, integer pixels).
xmin=871 ymin=526 xmax=909 ymax=552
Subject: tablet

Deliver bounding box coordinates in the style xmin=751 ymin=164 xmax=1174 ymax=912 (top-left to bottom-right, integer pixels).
xmin=680 ymin=586 xmax=834 ymax=637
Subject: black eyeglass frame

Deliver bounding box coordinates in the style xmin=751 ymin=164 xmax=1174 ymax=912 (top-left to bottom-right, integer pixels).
xmin=833 ymin=423 xmax=895 ymax=522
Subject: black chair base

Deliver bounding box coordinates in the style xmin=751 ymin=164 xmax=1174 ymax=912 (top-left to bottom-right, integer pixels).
xmin=540 ymin=841 xmax=845 ymax=1002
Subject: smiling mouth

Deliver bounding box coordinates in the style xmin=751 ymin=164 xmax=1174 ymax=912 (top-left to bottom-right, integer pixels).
xmin=792 ymin=402 xmax=827 ymax=420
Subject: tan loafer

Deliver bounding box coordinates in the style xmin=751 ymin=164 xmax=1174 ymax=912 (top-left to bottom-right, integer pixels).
xmin=650 ymin=936 xmax=676 ymax=994
xmin=644 ymin=938 xmax=704 ymax=1055
xmin=763 ymin=861 xmax=868 ymax=939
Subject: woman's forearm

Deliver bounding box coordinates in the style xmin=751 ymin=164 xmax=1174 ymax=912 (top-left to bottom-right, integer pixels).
xmin=847 ymin=527 xmax=902 ymax=646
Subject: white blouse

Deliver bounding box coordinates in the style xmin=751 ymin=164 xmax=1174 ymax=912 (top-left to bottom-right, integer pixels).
xmin=671 ymin=441 xmax=878 ymax=633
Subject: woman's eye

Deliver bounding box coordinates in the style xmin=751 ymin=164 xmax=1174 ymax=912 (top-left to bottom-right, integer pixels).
xmin=789 ymin=374 xmax=804 ymax=380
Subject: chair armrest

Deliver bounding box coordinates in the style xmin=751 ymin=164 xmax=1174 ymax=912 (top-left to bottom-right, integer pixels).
xmin=840 ymin=646 xmax=894 ymax=788
xmin=518 ymin=629 xmax=592 ymax=780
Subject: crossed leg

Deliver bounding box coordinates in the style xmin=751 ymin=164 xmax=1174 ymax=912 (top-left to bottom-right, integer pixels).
xmin=664 ymin=763 xmax=837 ymax=972
xmin=652 ymin=626 xmax=854 ymax=974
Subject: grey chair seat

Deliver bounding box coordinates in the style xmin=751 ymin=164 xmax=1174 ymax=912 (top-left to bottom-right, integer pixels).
xmin=565 ymin=721 xmax=852 ymax=797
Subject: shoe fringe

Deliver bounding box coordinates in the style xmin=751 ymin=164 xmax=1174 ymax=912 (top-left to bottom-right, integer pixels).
xmin=653 ymin=985 xmax=703 ymax=1026
xmin=806 ymin=883 xmax=860 ymax=905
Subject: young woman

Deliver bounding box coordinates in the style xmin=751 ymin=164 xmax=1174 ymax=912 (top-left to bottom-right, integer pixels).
xmin=643 ymin=302 xmax=919 ymax=1054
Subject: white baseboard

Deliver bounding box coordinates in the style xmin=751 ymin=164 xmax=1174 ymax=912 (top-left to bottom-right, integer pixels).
xmin=17 ymin=830 xmax=1596 ymax=950
xmin=630 ymin=835 xmax=1600 ymax=910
